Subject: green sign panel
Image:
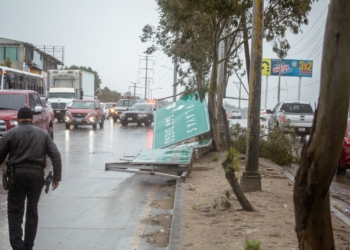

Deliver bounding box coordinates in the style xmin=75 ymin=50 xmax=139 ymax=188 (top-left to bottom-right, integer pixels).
xmin=153 ymin=94 xmax=210 ymax=149
xmin=132 ymin=147 xmax=194 ymax=165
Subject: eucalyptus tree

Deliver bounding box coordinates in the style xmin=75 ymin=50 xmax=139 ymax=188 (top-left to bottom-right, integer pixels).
xmin=293 ymin=1 xmax=350 ymax=248
xmin=141 ymin=0 xmax=315 ymax=150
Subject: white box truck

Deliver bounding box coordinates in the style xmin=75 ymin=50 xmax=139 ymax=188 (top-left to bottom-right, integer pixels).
xmin=47 ymin=70 xmax=95 ymax=122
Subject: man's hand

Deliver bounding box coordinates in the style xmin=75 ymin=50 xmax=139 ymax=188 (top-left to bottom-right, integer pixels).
xmin=52 ymin=181 xmax=59 ymax=191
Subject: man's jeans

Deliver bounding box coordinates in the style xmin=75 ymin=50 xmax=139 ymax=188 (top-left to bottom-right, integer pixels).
xmin=8 ymin=173 xmax=45 ymax=250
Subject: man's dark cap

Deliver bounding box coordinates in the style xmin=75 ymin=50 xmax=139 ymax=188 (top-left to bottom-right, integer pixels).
xmin=17 ymin=107 xmax=33 ymax=119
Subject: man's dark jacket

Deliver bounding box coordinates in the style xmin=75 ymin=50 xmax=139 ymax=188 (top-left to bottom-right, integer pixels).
xmin=0 ymin=121 xmax=62 ymax=181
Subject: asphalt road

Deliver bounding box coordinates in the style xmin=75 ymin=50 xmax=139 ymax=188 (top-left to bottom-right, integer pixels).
xmin=0 ymin=119 xmax=174 ymax=250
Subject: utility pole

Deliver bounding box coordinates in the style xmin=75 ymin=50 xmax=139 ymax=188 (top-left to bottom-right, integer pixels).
xmin=240 ymin=0 xmax=263 ymax=192
xmin=265 ymin=76 xmax=268 ymax=110
xmin=129 ymin=81 xmax=142 ymax=97
xmin=277 ymin=59 xmax=282 ymax=102
xmin=298 ymin=76 xmax=302 ymax=101
xmin=139 ymin=55 xmax=154 ymax=99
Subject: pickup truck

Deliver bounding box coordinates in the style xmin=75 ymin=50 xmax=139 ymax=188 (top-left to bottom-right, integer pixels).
xmin=0 ymin=90 xmax=54 ymax=139
xmin=267 ymin=101 xmax=314 ymax=139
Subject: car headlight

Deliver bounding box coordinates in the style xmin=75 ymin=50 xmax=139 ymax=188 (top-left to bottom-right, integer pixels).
xmin=87 ymin=111 xmax=96 ymax=116
xmin=120 ymin=113 xmax=125 ymax=118
xmin=137 ymin=114 xmax=148 ymax=118
xmin=66 ymin=111 xmax=71 ymax=116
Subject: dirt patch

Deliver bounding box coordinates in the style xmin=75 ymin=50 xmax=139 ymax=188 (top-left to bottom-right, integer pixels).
xmin=149 ymin=198 xmax=174 ymax=210
xmin=140 ymin=179 xmax=176 ymax=248
xmin=182 ymin=151 xmax=350 ymax=250
xmin=141 ymin=214 xmax=173 ymax=248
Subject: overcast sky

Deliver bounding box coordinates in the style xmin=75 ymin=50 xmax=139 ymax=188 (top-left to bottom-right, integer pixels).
xmin=1 ymin=0 xmax=329 ymax=109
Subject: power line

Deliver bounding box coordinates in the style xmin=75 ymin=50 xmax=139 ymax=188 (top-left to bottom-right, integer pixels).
xmin=288 ymin=20 xmax=326 ymax=56
xmin=306 ymin=40 xmax=323 ymax=59
xmin=289 ymin=6 xmax=328 ymax=49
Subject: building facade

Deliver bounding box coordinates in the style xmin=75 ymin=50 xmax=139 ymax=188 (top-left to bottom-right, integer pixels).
xmin=0 ymin=37 xmax=63 ymax=74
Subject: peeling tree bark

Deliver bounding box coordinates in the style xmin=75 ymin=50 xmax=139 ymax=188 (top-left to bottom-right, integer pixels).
xmin=293 ymin=1 xmax=350 ymax=249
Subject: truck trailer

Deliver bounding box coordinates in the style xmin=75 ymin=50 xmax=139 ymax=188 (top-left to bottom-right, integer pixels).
xmin=47 ymin=70 xmax=95 ymax=122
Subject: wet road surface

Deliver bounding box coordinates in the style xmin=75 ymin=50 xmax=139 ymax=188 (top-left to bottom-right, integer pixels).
xmin=0 ymin=119 xmax=173 ymax=250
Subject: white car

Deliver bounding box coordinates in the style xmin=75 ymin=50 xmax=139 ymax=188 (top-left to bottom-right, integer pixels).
xmin=100 ymin=103 xmax=110 ymax=119
xmin=229 ymin=109 xmax=241 ymax=119
xmin=260 ymin=108 xmax=267 ymax=120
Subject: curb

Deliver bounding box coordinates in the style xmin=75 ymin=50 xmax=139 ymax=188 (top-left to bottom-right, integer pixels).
xmin=262 ymin=158 xmax=350 ymax=227
xmin=168 ymin=178 xmax=184 ymax=250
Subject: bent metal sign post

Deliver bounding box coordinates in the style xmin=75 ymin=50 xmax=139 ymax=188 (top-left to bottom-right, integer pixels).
xmin=153 ymin=94 xmax=210 ymax=149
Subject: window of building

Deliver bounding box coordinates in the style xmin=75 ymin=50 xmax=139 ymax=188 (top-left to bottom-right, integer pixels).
xmin=0 ymin=46 xmax=19 ymax=61
xmin=0 ymin=46 xmax=20 ymax=61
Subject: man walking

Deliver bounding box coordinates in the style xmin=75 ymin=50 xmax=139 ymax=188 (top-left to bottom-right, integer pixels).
xmin=0 ymin=107 xmax=62 ymax=250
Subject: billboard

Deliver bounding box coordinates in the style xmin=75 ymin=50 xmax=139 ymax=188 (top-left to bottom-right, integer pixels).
xmin=262 ymin=58 xmax=313 ymax=77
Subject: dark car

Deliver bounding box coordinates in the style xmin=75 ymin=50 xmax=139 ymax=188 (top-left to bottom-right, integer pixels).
xmin=119 ymin=103 xmax=156 ymax=127
xmin=337 ymin=118 xmax=350 ymax=175
xmin=64 ymin=100 xmax=104 ymax=129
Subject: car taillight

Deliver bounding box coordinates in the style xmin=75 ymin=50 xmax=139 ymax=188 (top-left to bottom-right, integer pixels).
xmin=281 ymin=115 xmax=285 ymax=123
xmin=263 ymin=111 xmax=266 ymax=114
xmin=344 ymin=138 xmax=350 ymax=147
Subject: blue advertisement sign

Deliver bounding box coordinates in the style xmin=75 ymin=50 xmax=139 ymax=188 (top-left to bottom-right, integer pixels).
xmin=270 ymin=59 xmax=313 ymax=77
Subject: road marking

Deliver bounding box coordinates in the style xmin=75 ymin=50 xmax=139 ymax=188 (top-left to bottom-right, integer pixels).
xmin=128 ymin=184 xmax=159 ymax=250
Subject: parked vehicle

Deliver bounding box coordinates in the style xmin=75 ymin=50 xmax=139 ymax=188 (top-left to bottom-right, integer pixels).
xmin=119 ymin=103 xmax=157 ymax=127
xmin=0 ymin=90 xmax=54 ymax=139
xmin=260 ymin=108 xmax=267 ymax=120
xmin=112 ymin=96 xmax=139 ymax=122
xmin=104 ymin=102 xmax=117 ymax=117
xmin=47 ymin=70 xmax=95 ymax=122
xmin=65 ymin=100 xmax=104 ymax=129
xmin=100 ymin=103 xmax=110 ymax=119
xmin=229 ymin=109 xmax=242 ymax=119
xmin=40 ymin=96 xmax=55 ymax=121
xmin=267 ymin=101 xmax=314 ymax=140
xmin=0 ymin=66 xmax=45 ymax=96
xmin=337 ymin=118 xmax=350 ymax=175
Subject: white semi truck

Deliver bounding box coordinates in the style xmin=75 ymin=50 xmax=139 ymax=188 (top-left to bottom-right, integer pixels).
xmin=47 ymin=70 xmax=95 ymax=122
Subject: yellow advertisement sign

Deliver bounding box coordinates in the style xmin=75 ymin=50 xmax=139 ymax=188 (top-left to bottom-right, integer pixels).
xmin=262 ymin=58 xmax=271 ymax=76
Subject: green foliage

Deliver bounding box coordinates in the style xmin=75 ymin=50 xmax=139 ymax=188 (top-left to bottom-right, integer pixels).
xmin=212 ymin=190 xmax=234 ymax=210
xmin=259 ymin=122 xmax=301 ymax=166
xmin=230 ymin=123 xmax=247 ymax=154
xmin=244 ymin=239 xmax=261 ymax=250
xmin=64 ymin=65 xmax=102 ymax=95
xmin=4 ymin=57 xmax=12 ymax=67
xmin=224 ymin=148 xmax=240 ymax=173
xmin=230 ymin=122 xmax=301 ymax=166
xmin=97 ymin=86 xmax=121 ymax=102
xmin=141 ymin=0 xmax=314 ymax=93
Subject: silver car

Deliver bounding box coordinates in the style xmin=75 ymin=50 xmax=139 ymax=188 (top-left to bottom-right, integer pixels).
xmin=260 ymin=108 xmax=267 ymax=120
xmin=229 ymin=109 xmax=241 ymax=119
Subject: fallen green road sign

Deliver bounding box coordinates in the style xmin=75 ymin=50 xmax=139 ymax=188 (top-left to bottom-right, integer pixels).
xmin=131 ymin=147 xmax=193 ymax=165
xmin=153 ymin=94 xmax=210 ymax=149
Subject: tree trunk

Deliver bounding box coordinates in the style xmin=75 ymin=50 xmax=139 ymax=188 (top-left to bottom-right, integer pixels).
xmin=222 ymin=159 xmax=254 ymax=211
xmin=293 ymin=1 xmax=350 ymax=249
xmin=243 ymin=16 xmax=250 ymax=83
xmin=221 ymin=105 xmax=232 ymax=149
xmin=208 ymin=46 xmax=221 ymax=151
